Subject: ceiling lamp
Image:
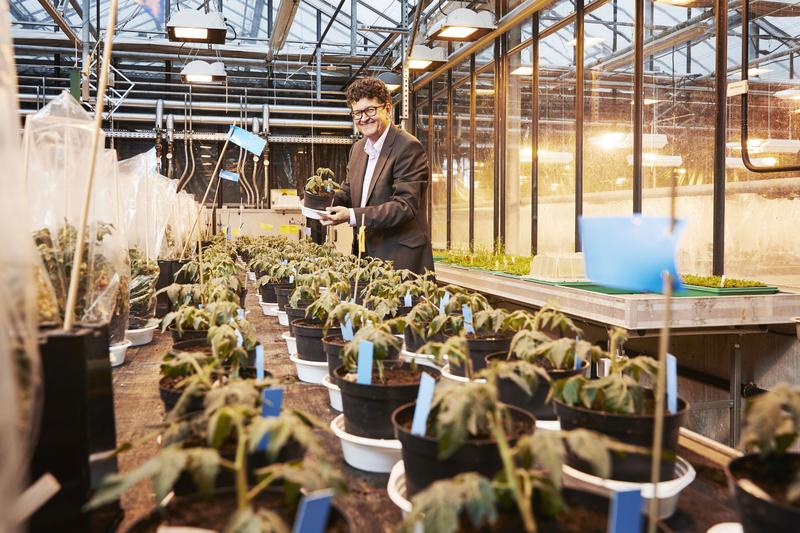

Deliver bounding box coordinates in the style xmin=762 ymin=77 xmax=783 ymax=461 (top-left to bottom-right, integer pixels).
xmin=427 ymin=8 xmax=495 ymax=41
xmin=568 ymin=36 xmax=605 ymax=48
xmin=726 ymin=138 xmax=800 ymax=154
xmin=180 ymin=60 xmax=227 ymax=84
xmin=626 ymin=153 xmax=683 ymax=167
xmin=407 ymin=45 xmax=447 ymax=70
xmin=510 ymin=65 xmax=533 ymax=76
xmin=519 ymin=146 xmax=573 ymax=164
xmin=167 ymin=9 xmax=227 ymax=43
xmin=727 ymin=156 xmax=777 ymax=169
xmin=376 ymin=71 xmax=402 ymax=93
xmin=590 ymin=132 xmax=669 ymax=150
xmin=775 ymin=89 xmax=800 ymax=100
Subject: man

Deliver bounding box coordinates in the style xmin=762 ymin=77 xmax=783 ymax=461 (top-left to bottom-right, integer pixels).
xmin=321 ymin=77 xmax=434 ymax=275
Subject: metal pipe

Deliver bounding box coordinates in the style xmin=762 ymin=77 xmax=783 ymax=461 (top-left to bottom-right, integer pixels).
xmin=713 ymin=0 xmax=728 ymax=276
xmin=307 ymin=0 xmax=349 ymax=66
xmin=632 ymin=0 xmax=643 ymax=213
xmin=575 ymin=0 xmax=584 ymax=253
xmin=155 ymin=99 xmax=164 ymax=129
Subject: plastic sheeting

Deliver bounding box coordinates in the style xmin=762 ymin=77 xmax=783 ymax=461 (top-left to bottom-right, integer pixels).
xmin=161 ymin=191 xmax=202 ymax=260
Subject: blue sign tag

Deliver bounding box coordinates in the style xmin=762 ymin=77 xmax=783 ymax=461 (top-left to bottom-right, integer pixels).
xmin=580 ymin=216 xmax=685 ymax=294
xmin=607 ymin=489 xmax=643 ymax=533
xmin=404 ymin=291 xmax=412 ymax=307
xmin=292 ymin=490 xmax=333 ymax=533
xmin=220 ymin=170 xmax=240 ymax=182
xmin=356 ymin=340 xmax=374 ymax=385
xmin=256 ymin=344 xmax=265 ymax=380
xmin=462 ymin=304 xmax=474 ymax=334
xmin=235 ymin=328 xmax=243 ymax=347
xmin=438 ymin=291 xmax=451 ymax=315
xmin=197 ymin=303 xmax=203 ymax=309
xmin=237 ymin=308 xmax=245 ymax=320
xmin=340 ymin=314 xmax=354 ymax=341
xmin=667 ymin=353 xmax=678 ymax=413
xmin=574 ymin=352 xmax=583 ymax=370
xmin=227 ymin=125 xmax=267 ymax=155
xmin=411 ymin=373 xmax=437 ymax=435
xmin=257 ymin=387 xmax=284 ymax=451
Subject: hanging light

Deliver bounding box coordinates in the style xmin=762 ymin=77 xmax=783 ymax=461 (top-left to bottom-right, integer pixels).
xmin=568 ymin=36 xmax=605 ymax=48
xmin=376 ymin=71 xmax=402 ymax=93
xmin=167 ymin=9 xmax=228 ymax=44
xmin=626 ymin=153 xmax=683 ymax=167
xmin=510 ymin=65 xmax=533 ymax=76
xmin=180 ymin=60 xmax=227 ymax=84
xmin=427 ymin=8 xmax=495 ymax=41
xmin=774 ymin=89 xmax=800 ymax=100
xmin=407 ymin=45 xmax=447 ymax=71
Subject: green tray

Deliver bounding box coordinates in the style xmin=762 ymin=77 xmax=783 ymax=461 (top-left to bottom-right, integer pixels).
xmin=680 ymin=284 xmax=779 ymax=295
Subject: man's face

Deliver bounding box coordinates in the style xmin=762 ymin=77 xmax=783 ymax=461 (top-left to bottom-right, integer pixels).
xmin=350 ymin=97 xmax=391 ymax=139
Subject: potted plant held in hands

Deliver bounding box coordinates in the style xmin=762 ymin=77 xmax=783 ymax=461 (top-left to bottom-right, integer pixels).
xmin=303 ymin=167 xmax=340 ymax=210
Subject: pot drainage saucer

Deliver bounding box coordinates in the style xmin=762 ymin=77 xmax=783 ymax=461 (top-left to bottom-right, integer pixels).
xmin=321 ymin=374 xmax=342 ymax=411
xmin=277 ymin=310 xmax=289 ymax=326
xmin=440 ymin=364 xmax=487 ymax=384
xmin=260 ymin=302 xmax=279 ymax=316
xmin=707 ymin=524 xmax=743 ymax=533
xmin=400 ymin=349 xmax=439 ymax=368
xmin=281 ymin=331 xmax=297 ymax=356
xmin=331 ymin=414 xmax=401 ymax=473
xmin=110 ymin=340 xmax=133 ymax=367
xmin=289 ymin=354 xmax=327 ymax=384
xmin=126 ymin=324 xmax=158 ymax=347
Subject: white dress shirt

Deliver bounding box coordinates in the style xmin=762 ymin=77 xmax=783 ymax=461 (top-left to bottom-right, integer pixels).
xmin=349 ymin=125 xmax=390 ymax=226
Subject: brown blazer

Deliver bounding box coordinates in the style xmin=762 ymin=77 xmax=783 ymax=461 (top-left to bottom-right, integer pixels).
xmin=334 ymin=124 xmax=434 ymax=275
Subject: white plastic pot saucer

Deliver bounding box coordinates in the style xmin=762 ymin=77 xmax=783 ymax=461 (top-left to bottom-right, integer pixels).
xmin=400 ymin=349 xmax=440 ymax=369
xmin=535 ymin=419 xmax=561 ymax=431
xmin=289 ymin=354 xmax=327 ymax=384
xmin=277 ymin=310 xmax=289 ymax=326
xmin=109 ymin=340 xmax=133 ymax=367
xmin=125 ymin=324 xmax=158 ymax=347
xmin=260 ymin=302 xmax=279 ymax=316
xmin=563 ymin=455 xmax=696 ymax=520
xmin=706 ymin=524 xmax=743 ymax=533
xmin=387 ymin=461 xmax=412 ymax=516
xmin=330 ymin=414 xmax=401 ymax=473
xmin=281 ymin=331 xmax=298 ymax=356
xmin=440 ymin=364 xmax=487 ymax=384
xmin=321 ymin=374 xmax=342 ymax=411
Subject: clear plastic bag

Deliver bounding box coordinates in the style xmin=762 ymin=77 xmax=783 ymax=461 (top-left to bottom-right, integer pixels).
xmin=24 ymin=91 xmax=129 ymax=344
xmin=161 ymin=190 xmax=201 ymax=259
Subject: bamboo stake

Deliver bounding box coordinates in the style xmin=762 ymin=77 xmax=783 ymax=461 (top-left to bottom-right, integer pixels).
xmin=180 ymin=138 xmax=230 ymax=260
xmin=647 ymin=170 xmax=678 ymax=533
xmin=63 ymin=0 xmax=118 ymax=331
xmin=352 ymin=214 xmax=366 ymax=301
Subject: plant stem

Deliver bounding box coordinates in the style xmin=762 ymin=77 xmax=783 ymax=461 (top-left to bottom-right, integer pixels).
xmin=233 ymin=417 xmax=249 ymax=512
xmin=246 ymin=472 xmax=276 ymax=502
xmin=490 ymin=411 xmax=536 ymax=533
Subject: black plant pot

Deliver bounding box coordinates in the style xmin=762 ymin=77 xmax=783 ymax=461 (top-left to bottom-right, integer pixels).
xmin=259 ymin=281 xmax=280 ymax=304
xmin=156 ymin=259 xmax=190 ymax=317
xmin=554 ymin=392 xmax=688 ymax=482
xmin=485 ymin=352 xmax=589 ymax=421
xmin=450 ymin=335 xmax=512 ymax=377
xmin=403 ymin=326 xmax=445 ymax=354
xmin=323 ymin=334 xmax=346 ymax=378
xmin=336 ymin=362 xmax=440 ymax=440
xmin=238 ymin=287 xmax=247 ymax=308
xmin=169 ymin=326 xmax=209 ymax=345
xmin=304 ymin=190 xmax=335 ymax=210
xmin=275 ymin=285 xmax=296 ymax=312
xmin=128 ymin=487 xmax=352 ymax=532
xmin=725 ymin=453 xmax=800 ymax=533
xmin=392 ymin=401 xmax=536 ymax=497
xmin=285 ymin=306 xmax=309 ymax=337
xmin=159 ymin=381 xmax=205 ymax=414
xmin=292 ymin=320 xmax=326 ymax=362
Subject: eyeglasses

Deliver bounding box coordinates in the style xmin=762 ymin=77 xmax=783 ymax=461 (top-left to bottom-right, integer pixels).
xmin=350 ymin=105 xmax=385 ymax=120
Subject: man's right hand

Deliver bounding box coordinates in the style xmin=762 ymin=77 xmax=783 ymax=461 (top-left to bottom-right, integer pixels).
xmin=321 ymin=205 xmax=352 ymax=225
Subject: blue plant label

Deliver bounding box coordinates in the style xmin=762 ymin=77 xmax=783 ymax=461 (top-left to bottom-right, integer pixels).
xmin=667 ymin=353 xmax=678 ymax=413
xmin=439 ymin=291 xmax=451 ymax=315
xmin=256 ymin=344 xmax=265 ymax=380
xmin=237 ymin=308 xmax=245 ymax=320
xmin=462 ymin=304 xmax=474 ymax=334
xmin=607 ymin=489 xmax=643 ymax=533
xmin=305 ymin=227 xmax=312 ymax=237
xmin=580 ymin=216 xmax=685 ymax=294
xmin=197 ymin=303 xmax=203 ymax=309
xmin=411 ymin=373 xmax=436 ymax=435
xmin=257 ymin=387 xmax=284 ymax=451
xmin=226 ymin=225 xmax=232 ymax=240
xmin=235 ymin=328 xmax=243 ymax=347
xmin=292 ymin=489 xmax=333 ymax=533
xmin=220 ymin=170 xmax=240 ymax=182
xmin=574 ymin=352 xmax=583 ymax=370
xmin=326 ymin=183 xmax=332 ymax=192
xmin=227 ymin=125 xmax=267 ymax=155
xmin=356 ymin=340 xmax=374 ymax=385
xmin=404 ymin=291 xmax=412 ymax=307
xmin=340 ymin=314 xmax=354 ymax=341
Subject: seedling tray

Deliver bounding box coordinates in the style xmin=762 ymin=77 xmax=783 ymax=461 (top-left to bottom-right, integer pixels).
xmin=680 ymin=284 xmax=779 ymax=295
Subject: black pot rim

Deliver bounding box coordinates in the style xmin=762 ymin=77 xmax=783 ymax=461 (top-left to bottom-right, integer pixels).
xmin=291 ymin=318 xmax=326 ymax=332
xmin=484 ymin=351 xmax=591 ymax=374
xmin=553 ymin=393 xmax=690 ymax=420
xmin=466 ymin=333 xmax=513 ymax=342
xmin=322 ymin=333 xmax=345 ymax=344
xmin=334 ymin=362 xmax=439 ymax=390
xmin=725 ymin=452 xmax=800 ymax=517
xmin=392 ymin=400 xmax=536 ymax=445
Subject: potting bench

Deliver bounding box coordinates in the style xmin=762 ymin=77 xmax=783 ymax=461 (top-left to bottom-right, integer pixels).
xmin=435 ymin=263 xmax=800 ymax=446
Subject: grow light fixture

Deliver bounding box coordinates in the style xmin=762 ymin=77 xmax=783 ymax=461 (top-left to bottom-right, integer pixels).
xmin=519 ymin=146 xmax=574 ymax=164
xmin=626 ymin=153 xmax=683 ymax=167
xmin=731 ymin=67 xmax=771 ymax=78
xmin=427 ymin=8 xmax=495 ymax=41
xmin=510 ymin=66 xmax=533 ymax=76
xmin=726 ymin=138 xmax=800 ymax=154
xmin=475 ymin=88 xmax=495 ymax=96
xmin=775 ymin=89 xmax=800 ymax=100
xmin=180 ymin=60 xmax=227 ymax=84
xmin=167 ymin=9 xmax=227 ymax=44
xmin=726 ymin=156 xmax=777 ymax=169
xmin=376 ymin=71 xmax=402 ymax=93
xmin=569 ymin=36 xmax=605 ymax=48
xmin=590 ymin=132 xmax=669 ymax=150
xmin=407 ymin=45 xmax=447 ymax=70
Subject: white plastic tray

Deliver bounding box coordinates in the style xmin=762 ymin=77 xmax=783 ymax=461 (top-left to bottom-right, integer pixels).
xmin=281 ymin=331 xmax=298 ymax=356
xmin=277 ymin=310 xmax=289 ymax=326
xmin=109 ymin=340 xmax=133 ymax=367
xmin=290 ymin=354 xmax=327 ymax=384
xmin=261 ymin=302 xmax=279 ymax=317
xmin=535 ymin=419 xmax=561 ymax=431
xmin=563 ymin=455 xmax=696 ymax=520
xmin=321 ymin=374 xmax=342 ymax=411
xmin=125 ymin=324 xmax=158 ymax=347
xmin=400 ymin=349 xmax=440 ymax=368
xmin=330 ymin=414 xmax=401 ymax=473
xmin=248 ymin=271 xmax=256 ymax=281
xmin=440 ymin=364 xmax=487 ymax=384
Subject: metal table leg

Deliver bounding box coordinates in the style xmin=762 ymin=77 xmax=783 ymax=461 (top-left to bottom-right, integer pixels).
xmin=729 ymin=336 xmax=742 ymax=447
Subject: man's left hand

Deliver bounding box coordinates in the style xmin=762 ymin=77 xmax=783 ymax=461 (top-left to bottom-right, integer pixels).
xmin=321 ymin=205 xmax=351 ymax=225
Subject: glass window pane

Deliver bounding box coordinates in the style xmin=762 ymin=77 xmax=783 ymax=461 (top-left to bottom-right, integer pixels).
xmin=506 ymin=46 xmax=533 ymax=256
xmin=431 ymin=86 xmax=448 ymax=250
xmin=475 ymin=66 xmax=496 ymax=248
xmin=451 ymin=69 xmax=471 ymax=249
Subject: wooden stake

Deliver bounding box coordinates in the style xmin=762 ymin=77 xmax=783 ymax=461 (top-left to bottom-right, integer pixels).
xmin=63 ymin=0 xmax=119 ymax=331
xmin=180 ymin=138 xmax=230 ymax=260
xmin=353 ymin=214 xmax=366 ymax=301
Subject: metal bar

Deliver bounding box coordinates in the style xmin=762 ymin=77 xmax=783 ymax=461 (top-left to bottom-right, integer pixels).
xmin=35 ymin=0 xmax=82 ymax=48
xmin=531 ymin=13 xmax=539 ymax=255
xmin=494 ymin=35 xmax=503 ymax=247
xmin=250 ymin=0 xmax=266 ymax=37
xmin=307 ymin=0 xmax=349 ymax=66
xmin=66 ymin=0 xmax=97 ymax=37
xmin=730 ymin=336 xmax=742 ymax=447
xmin=574 ymin=0 xmax=584 ymax=253
xmin=351 ymin=0 xmax=357 ymax=55
xmin=469 ymin=53 xmax=476 ymax=251
xmin=713 ymin=0 xmax=727 ymax=276
xmin=446 ymin=67 xmax=452 ymax=249
xmin=632 ymin=0 xmax=643 ymax=213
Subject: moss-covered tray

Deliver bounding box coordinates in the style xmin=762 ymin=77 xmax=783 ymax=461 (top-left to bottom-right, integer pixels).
xmin=680 ymin=284 xmax=779 ymax=295
xmin=680 ymin=275 xmax=778 ymax=295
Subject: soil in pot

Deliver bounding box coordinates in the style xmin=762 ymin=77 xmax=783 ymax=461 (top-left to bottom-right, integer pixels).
xmin=392 ymin=401 xmax=536 ymax=497
xmin=336 ymin=362 xmax=440 ymax=440
xmin=450 ymin=334 xmax=512 ymax=377
xmin=292 ymin=320 xmax=327 ymax=362
xmin=726 ymin=453 xmax=800 ymax=533
xmin=158 ymin=376 xmax=205 ymax=414
xmin=128 ymin=487 xmax=351 ymax=532
xmin=169 ymin=326 xmax=209 ymax=345
xmin=485 ymin=352 xmax=588 ymax=421
xmin=554 ymin=392 xmax=688 ymax=482
xmin=304 ymin=190 xmax=335 ymax=211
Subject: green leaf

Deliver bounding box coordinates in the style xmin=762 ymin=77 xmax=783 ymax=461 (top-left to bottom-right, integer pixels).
xmin=184 ymin=447 xmax=221 ymax=498
xmin=402 ymin=473 xmax=497 ymax=533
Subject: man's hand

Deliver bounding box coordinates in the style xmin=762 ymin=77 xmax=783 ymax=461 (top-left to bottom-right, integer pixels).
xmin=320 ymin=205 xmax=351 ymax=225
